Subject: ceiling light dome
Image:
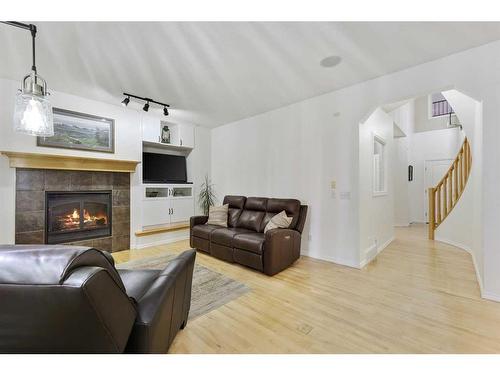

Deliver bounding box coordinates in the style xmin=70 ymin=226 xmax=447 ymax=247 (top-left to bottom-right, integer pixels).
xmin=320 ymin=55 xmax=342 ymax=68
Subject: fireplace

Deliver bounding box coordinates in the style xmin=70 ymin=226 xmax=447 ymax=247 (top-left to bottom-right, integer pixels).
xmin=45 ymin=191 xmax=112 ymax=244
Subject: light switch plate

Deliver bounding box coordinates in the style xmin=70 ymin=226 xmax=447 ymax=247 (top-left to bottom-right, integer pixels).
xmin=330 ymin=180 xmax=336 ymax=189
xmin=340 ymin=191 xmax=351 ymax=200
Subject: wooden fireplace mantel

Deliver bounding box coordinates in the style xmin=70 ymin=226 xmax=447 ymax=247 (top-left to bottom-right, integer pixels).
xmin=1 ymin=151 xmax=140 ymax=173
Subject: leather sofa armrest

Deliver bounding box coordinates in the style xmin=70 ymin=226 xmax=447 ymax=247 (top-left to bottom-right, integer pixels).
xmin=190 ymin=216 xmax=208 ymax=248
xmin=124 ymin=249 xmax=196 ymax=354
xmin=63 ymin=266 xmax=137 ymax=353
xmin=263 ymin=229 xmax=302 ymax=276
xmin=190 ymin=215 xmax=208 ymax=228
xmin=101 ymin=250 xmax=116 ymax=267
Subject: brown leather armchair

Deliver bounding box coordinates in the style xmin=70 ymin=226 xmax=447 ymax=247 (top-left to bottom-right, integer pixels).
xmin=190 ymin=196 xmax=307 ymax=275
xmin=0 ymin=245 xmax=195 ymax=353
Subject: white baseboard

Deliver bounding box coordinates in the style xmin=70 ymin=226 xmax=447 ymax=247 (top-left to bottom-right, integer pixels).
xmin=434 ymin=236 xmax=484 ymax=297
xmin=394 ymin=223 xmax=410 ymax=227
xmin=133 ymin=233 xmax=189 ymax=249
xmin=300 ymin=250 xmax=361 ymax=269
xmin=481 ymin=291 xmax=500 ymax=302
xmin=360 ymin=236 xmax=395 ymax=268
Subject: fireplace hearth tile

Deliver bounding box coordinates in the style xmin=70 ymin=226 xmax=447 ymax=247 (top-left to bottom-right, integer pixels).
xmin=112 ymin=235 xmax=130 ymax=252
xmin=15 ymin=230 xmax=44 ymax=244
xmin=44 ymin=170 xmax=71 ymax=191
xmin=92 ymin=237 xmax=113 ymax=252
xmin=16 ymin=169 xmax=44 ymax=191
xmin=113 ymin=221 xmax=130 ymax=236
xmin=16 ymin=211 xmax=44 ymax=232
xmin=15 ymin=169 xmax=130 ymax=250
xmin=92 ymin=172 xmax=113 ymax=189
xmin=113 ymin=206 xmax=130 ymax=223
xmin=113 ymin=190 xmax=130 ymax=207
xmin=113 ymin=173 xmax=130 ymax=188
xmin=66 ymin=239 xmax=94 ymax=248
xmin=16 ymin=190 xmax=45 ymax=212
xmin=70 ymin=171 xmax=93 ymax=190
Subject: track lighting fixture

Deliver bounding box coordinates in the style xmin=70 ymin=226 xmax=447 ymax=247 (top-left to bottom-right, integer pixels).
xmin=1 ymin=21 xmax=54 ymax=136
xmin=121 ymin=96 xmax=130 ymax=106
xmin=121 ymin=93 xmax=170 ymax=116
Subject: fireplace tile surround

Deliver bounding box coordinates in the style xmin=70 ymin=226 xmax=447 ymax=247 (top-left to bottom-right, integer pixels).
xmin=15 ymin=169 xmax=130 ymax=252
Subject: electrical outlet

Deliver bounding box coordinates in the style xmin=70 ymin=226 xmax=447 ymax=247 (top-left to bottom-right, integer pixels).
xmin=330 ymin=180 xmax=336 ymax=189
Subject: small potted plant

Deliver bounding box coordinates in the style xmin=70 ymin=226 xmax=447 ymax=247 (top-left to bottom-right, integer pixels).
xmin=198 ymin=175 xmax=216 ymax=216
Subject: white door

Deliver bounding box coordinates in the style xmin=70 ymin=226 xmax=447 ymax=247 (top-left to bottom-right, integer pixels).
xmin=170 ymin=198 xmax=194 ymax=223
xmin=424 ymin=159 xmax=453 ymax=222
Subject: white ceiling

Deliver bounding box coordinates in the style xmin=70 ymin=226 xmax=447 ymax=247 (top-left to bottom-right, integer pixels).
xmin=1 ymin=22 xmax=500 ymax=128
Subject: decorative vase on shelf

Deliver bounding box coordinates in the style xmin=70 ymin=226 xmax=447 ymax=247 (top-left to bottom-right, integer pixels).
xmin=160 ymin=125 xmax=170 ymax=144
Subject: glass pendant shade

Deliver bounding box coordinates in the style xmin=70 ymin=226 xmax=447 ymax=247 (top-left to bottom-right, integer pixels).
xmin=13 ymin=72 xmax=54 ymax=137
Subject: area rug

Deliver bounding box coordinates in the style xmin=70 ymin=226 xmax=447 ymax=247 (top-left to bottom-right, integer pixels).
xmin=116 ymin=252 xmax=250 ymax=320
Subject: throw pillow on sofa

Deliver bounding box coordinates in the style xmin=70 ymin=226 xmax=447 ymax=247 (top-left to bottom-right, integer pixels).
xmin=264 ymin=210 xmax=293 ymax=233
xmin=206 ymin=204 xmax=229 ymax=227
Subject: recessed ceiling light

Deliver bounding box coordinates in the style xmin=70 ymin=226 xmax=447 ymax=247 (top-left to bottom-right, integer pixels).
xmin=320 ymin=55 xmax=342 ymax=68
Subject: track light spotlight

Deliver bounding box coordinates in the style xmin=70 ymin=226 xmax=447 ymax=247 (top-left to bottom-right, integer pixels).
xmin=121 ymin=96 xmax=130 ymax=106
xmin=122 ymin=93 xmax=170 ymax=113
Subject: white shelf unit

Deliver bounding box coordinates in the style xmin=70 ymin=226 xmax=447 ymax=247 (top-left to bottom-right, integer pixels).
xmin=142 ymin=140 xmax=193 ymax=152
xmin=142 ymin=115 xmax=195 ymax=149
xmin=142 ymin=184 xmax=195 ymax=228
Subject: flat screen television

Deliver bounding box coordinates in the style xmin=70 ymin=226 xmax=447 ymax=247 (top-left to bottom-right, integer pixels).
xmin=142 ymin=152 xmax=188 ymax=183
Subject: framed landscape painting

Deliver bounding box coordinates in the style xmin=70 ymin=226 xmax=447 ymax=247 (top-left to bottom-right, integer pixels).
xmin=37 ymin=108 xmax=115 ymax=153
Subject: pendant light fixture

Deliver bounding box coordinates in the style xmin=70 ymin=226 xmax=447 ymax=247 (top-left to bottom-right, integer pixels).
xmin=2 ymin=21 xmax=54 ymax=136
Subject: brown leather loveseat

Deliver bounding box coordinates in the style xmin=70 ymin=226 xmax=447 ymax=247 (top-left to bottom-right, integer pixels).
xmin=190 ymin=196 xmax=307 ymax=275
xmin=0 ymin=245 xmax=195 ymax=353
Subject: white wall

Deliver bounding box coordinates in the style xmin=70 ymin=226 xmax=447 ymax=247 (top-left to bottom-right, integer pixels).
xmin=211 ymin=39 xmax=500 ymax=303
xmin=358 ymin=108 xmax=394 ymax=265
xmin=393 ymin=137 xmax=410 ymax=226
xmin=388 ymin=101 xmax=415 ymax=227
xmin=211 ymin=101 xmax=359 ymax=266
xmin=435 ymin=90 xmax=483 ymax=291
xmin=188 ymin=126 xmax=212 ymax=216
xmin=414 ymin=95 xmax=460 ymax=133
xmin=388 ymin=97 xmax=463 ymax=226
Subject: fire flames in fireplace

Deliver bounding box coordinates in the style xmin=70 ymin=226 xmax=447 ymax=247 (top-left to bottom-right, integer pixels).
xmin=56 ymin=207 xmax=108 ymax=232
xmin=46 ymin=191 xmax=112 ymax=244
xmin=57 ymin=207 xmax=108 ymax=231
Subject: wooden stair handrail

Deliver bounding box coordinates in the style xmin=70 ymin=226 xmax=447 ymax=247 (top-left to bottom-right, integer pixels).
xmin=428 ymin=137 xmax=472 ymax=240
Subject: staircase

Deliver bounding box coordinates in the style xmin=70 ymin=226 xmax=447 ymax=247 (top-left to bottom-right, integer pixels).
xmin=428 ymin=137 xmax=472 ymax=240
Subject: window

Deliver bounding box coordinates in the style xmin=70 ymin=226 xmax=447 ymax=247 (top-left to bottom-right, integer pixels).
xmin=429 ymin=93 xmax=454 ymax=118
xmin=373 ymin=135 xmax=387 ymax=195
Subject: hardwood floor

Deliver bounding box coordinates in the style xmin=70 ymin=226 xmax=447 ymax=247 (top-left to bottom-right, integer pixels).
xmin=113 ymin=224 xmax=500 ymax=353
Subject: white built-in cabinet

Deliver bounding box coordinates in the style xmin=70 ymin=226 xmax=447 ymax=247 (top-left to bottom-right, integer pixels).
xmin=141 ymin=115 xmax=195 ymax=149
xmin=142 ymin=185 xmax=194 ymax=228
xmin=140 ymin=115 xmax=196 ymax=231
